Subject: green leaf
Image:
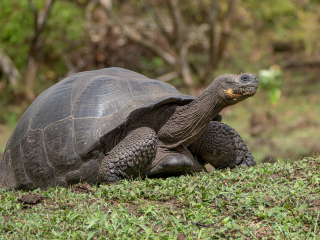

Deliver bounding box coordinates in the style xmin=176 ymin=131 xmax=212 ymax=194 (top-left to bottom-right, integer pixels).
xmin=221 ymin=215 xmax=231 ymax=223
xmin=268 ymin=208 xmax=274 ymax=217
xmin=87 ymin=231 xmax=97 ymax=240
xmin=282 ymin=221 xmax=289 ymax=233
xmin=86 ymin=219 xmax=99 ymax=230
xmin=269 ymin=88 xmax=281 ymax=105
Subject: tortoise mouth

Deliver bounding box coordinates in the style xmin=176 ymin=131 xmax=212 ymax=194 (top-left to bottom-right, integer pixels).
xmin=238 ymin=85 xmax=257 ymax=96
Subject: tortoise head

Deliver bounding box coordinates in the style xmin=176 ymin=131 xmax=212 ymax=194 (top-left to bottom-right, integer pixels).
xmin=215 ymin=73 xmax=259 ymax=105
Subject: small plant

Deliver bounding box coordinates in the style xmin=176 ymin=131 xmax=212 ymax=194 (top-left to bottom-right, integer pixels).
xmin=259 ymin=65 xmax=283 ymax=105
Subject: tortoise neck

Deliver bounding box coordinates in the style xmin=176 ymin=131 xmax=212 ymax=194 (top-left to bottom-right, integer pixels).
xmin=158 ymin=82 xmax=227 ymax=148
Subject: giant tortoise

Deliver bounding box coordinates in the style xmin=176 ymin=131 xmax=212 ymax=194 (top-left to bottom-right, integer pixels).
xmin=0 ymin=67 xmax=259 ymax=190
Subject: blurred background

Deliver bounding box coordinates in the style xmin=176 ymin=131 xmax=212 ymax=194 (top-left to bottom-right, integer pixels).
xmin=0 ymin=0 xmax=320 ymax=163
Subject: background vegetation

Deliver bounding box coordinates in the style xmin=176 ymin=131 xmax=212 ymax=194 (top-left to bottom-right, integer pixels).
xmin=0 ymin=0 xmax=320 ymax=163
xmin=1 ymin=1 xmax=320 ymax=239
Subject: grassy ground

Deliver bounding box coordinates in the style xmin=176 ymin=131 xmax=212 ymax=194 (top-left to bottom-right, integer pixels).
xmin=1 ymin=157 xmax=320 ymax=239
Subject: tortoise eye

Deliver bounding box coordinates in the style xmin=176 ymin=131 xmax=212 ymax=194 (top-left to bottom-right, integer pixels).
xmin=241 ymin=75 xmax=249 ymax=82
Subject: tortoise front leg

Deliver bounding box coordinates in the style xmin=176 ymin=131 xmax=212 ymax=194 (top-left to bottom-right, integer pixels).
xmin=189 ymin=121 xmax=256 ymax=169
xmin=99 ymin=127 xmax=157 ymax=183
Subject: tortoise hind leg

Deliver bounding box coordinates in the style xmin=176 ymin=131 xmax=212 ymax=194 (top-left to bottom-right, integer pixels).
xmin=189 ymin=121 xmax=256 ymax=169
xmin=0 ymin=143 xmax=35 ymax=190
xmin=99 ymin=127 xmax=157 ymax=183
xmin=0 ymin=150 xmax=15 ymax=190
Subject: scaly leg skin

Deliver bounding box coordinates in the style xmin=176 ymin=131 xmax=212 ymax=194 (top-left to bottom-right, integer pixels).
xmin=189 ymin=121 xmax=256 ymax=169
xmin=99 ymin=127 xmax=157 ymax=183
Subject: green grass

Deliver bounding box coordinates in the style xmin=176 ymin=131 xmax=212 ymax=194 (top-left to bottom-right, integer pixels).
xmin=1 ymin=157 xmax=320 ymax=239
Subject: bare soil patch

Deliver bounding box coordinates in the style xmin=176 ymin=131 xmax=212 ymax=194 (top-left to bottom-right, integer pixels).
xmin=71 ymin=182 xmax=92 ymax=193
xmin=269 ymin=173 xmax=283 ymax=179
xmin=18 ymin=193 xmax=43 ymax=205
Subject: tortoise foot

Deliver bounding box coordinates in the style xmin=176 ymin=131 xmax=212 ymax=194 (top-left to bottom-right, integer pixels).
xmin=142 ymin=150 xmax=195 ymax=178
xmin=65 ymin=160 xmax=100 ymax=185
xmin=99 ymin=127 xmax=157 ymax=183
xmin=238 ymin=150 xmax=255 ymax=167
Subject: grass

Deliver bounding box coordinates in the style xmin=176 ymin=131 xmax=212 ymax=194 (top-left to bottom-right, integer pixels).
xmin=1 ymin=157 xmax=320 ymax=239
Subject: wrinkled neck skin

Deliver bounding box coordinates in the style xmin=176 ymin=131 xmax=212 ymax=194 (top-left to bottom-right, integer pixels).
xmin=158 ymin=82 xmax=228 ymax=149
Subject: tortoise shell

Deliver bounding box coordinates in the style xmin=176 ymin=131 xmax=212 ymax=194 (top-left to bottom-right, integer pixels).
xmin=0 ymin=67 xmax=194 ymax=189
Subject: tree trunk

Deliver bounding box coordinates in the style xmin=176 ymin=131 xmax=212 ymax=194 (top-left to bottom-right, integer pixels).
xmin=24 ymin=55 xmax=38 ymax=101
xmin=99 ymin=0 xmax=240 ymax=95
xmin=24 ymin=0 xmax=55 ymax=102
xmin=0 ymin=47 xmax=20 ymax=88
xmin=202 ymin=0 xmax=240 ymax=85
